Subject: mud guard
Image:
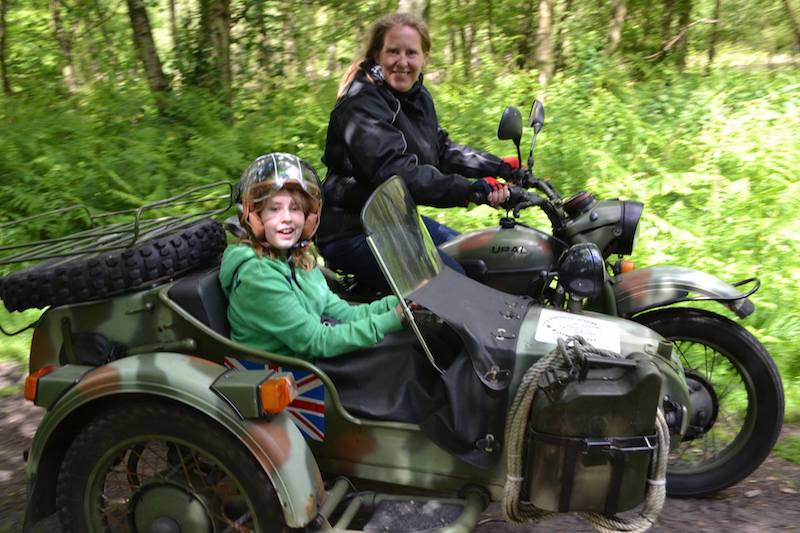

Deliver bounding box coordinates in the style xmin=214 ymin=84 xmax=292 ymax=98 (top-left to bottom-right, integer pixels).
xmin=23 ymin=352 xmax=324 ymax=531
xmin=611 ymin=266 xmax=756 ymax=319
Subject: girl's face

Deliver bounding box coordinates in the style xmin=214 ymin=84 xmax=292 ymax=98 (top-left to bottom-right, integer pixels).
xmin=376 ymin=25 xmax=427 ymax=93
xmin=259 ymin=190 xmax=306 ymax=253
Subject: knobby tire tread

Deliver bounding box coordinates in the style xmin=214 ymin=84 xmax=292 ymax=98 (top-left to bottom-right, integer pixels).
xmin=0 ymin=219 xmax=226 ymax=312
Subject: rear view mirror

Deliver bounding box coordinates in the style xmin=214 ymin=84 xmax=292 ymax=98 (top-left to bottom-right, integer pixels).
xmin=497 ymin=106 xmax=523 ymax=145
xmin=528 ymin=100 xmax=545 ymax=133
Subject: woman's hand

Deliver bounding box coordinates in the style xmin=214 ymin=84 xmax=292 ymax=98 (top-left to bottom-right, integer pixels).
xmin=486 ymin=186 xmax=510 ymax=207
xmin=470 ymin=177 xmax=510 ymax=207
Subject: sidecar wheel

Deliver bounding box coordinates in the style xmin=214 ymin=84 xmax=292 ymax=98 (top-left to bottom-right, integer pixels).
xmin=56 ymin=400 xmax=287 ymax=533
xmin=635 ymin=308 xmax=784 ymax=498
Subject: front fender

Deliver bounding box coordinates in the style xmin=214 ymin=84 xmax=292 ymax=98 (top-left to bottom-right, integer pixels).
xmin=24 ymin=353 xmax=323 ymax=530
xmin=612 ymin=266 xmax=755 ymax=319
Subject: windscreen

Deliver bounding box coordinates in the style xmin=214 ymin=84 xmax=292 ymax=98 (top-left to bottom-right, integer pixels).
xmin=360 ymin=177 xmax=441 ymax=298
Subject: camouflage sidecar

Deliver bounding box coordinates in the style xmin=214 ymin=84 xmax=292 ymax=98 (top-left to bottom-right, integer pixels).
xmin=3 ymin=179 xmax=691 ymax=533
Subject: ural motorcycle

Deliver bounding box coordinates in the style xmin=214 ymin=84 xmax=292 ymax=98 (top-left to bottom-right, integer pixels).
xmin=1 ymin=178 xmax=694 ymax=532
xmin=440 ymin=101 xmax=784 ymax=498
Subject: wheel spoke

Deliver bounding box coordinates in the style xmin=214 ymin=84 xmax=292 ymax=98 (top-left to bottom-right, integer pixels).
xmin=90 ymin=438 xmax=261 ymax=532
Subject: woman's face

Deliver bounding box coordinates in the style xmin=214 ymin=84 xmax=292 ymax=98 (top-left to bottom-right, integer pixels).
xmin=376 ymin=25 xmax=427 ymax=93
xmin=259 ymin=190 xmax=306 ymax=252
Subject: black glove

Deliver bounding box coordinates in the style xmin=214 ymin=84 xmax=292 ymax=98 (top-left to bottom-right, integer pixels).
xmin=471 ymin=177 xmax=504 ymax=195
xmin=468 ymin=177 xmax=505 ymax=205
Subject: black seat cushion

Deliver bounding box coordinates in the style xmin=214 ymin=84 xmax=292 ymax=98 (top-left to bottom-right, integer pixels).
xmin=168 ymin=267 xmax=230 ymax=338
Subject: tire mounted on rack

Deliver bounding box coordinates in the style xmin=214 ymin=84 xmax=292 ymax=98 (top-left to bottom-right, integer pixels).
xmin=0 ymin=218 xmax=227 ymax=312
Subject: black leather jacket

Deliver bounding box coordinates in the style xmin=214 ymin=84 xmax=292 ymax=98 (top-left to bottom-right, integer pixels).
xmin=317 ymin=64 xmax=504 ymax=245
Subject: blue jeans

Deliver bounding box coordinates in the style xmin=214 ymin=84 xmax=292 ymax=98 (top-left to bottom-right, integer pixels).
xmin=319 ymin=216 xmax=464 ymax=292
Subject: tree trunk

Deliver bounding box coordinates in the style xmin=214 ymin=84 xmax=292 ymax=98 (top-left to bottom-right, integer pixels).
xmin=656 ymin=0 xmax=675 ymax=61
xmin=449 ymin=26 xmax=457 ymax=67
xmin=207 ymin=0 xmax=231 ymax=100
xmin=93 ymin=0 xmax=120 ymax=76
xmin=195 ymin=0 xmax=231 ymax=103
xmin=486 ymin=0 xmax=495 ymax=55
xmin=169 ymin=0 xmax=179 ymax=52
xmin=49 ymin=0 xmax=79 ymax=93
xmin=661 ymin=0 xmax=675 ymax=43
xmin=0 ymin=0 xmax=11 ymax=95
xmin=674 ymin=0 xmax=692 ymax=70
xmin=125 ymin=0 xmax=169 ymax=109
xmin=553 ymin=0 xmax=574 ymax=72
xmin=604 ymin=0 xmax=627 ymax=55
xmin=398 ymin=0 xmax=428 ymax=19
xmin=516 ymin=0 xmax=535 ymax=69
xmin=705 ymin=0 xmax=721 ymax=74
xmin=459 ymin=23 xmax=470 ymax=79
xmin=535 ymin=0 xmax=554 ymax=90
xmin=782 ymin=0 xmax=800 ymax=52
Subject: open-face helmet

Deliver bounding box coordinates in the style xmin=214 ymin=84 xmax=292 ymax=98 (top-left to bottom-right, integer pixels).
xmin=235 ymin=153 xmax=322 ymax=243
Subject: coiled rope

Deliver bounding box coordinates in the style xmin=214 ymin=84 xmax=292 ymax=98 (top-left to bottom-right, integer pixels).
xmin=502 ymin=337 xmax=669 ymax=533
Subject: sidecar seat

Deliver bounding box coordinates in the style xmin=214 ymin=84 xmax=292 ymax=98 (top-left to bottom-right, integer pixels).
xmin=167 ymin=266 xmax=449 ymax=426
xmin=168 ymin=267 xmax=230 ymax=338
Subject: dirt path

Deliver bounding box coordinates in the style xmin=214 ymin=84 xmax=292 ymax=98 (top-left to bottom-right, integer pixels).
xmin=1 ymin=361 xmax=798 ymax=532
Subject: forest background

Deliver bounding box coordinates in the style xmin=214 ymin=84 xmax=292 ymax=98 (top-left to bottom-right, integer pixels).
xmin=0 ymin=0 xmax=798 ymax=420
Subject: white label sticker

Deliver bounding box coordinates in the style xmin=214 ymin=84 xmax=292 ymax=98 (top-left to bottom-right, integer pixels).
xmin=534 ymin=308 xmax=621 ymax=354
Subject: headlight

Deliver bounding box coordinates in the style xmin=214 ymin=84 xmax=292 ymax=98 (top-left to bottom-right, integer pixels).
xmin=558 ymin=243 xmax=605 ymax=299
xmin=608 ymin=201 xmax=643 ymax=256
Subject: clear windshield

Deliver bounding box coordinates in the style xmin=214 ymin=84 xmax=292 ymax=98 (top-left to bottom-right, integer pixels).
xmin=360 ymin=176 xmax=441 ymax=298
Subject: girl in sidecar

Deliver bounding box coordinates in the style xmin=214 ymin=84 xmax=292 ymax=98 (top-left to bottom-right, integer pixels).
xmin=221 ymin=152 xmax=405 ymax=360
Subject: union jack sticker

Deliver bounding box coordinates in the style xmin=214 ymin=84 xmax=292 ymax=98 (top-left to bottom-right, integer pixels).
xmin=223 ymin=357 xmax=325 ymax=441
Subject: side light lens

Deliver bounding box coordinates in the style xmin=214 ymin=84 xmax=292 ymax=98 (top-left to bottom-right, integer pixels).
xmin=24 ymin=366 xmax=58 ymax=402
xmin=259 ymin=375 xmax=298 ymax=414
xmin=620 ymin=260 xmax=635 ymax=273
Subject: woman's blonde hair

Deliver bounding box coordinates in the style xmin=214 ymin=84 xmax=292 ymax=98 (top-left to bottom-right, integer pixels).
xmin=241 ymin=187 xmax=317 ymax=271
xmin=337 ymin=12 xmax=432 ymax=98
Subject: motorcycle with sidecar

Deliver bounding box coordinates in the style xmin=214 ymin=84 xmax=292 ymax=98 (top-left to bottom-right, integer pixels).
xmin=3 ymin=177 xmax=693 ymax=532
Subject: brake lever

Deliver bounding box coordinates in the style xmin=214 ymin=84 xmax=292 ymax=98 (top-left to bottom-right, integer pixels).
xmin=504 ymin=187 xmax=544 ymax=217
xmin=512 ymin=201 xmax=535 ymax=218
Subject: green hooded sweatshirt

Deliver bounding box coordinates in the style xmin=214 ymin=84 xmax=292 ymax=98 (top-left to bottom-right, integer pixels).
xmin=219 ymin=244 xmax=403 ymax=360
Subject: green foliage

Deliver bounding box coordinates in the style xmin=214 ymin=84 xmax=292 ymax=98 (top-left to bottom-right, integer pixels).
xmin=773 ymin=435 xmax=800 ymax=464
xmin=0 ymin=307 xmax=39 ymax=366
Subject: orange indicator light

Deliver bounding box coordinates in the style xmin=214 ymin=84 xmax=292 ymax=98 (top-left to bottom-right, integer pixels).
xmin=24 ymin=366 xmax=58 ymax=402
xmin=259 ymin=375 xmax=298 ymax=414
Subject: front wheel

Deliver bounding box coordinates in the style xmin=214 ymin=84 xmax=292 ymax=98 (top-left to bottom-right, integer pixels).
xmin=56 ymin=400 xmax=287 ymax=532
xmin=635 ymin=308 xmax=784 ymax=497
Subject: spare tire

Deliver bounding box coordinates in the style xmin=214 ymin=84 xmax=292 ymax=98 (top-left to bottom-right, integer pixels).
xmin=0 ymin=218 xmax=227 ymax=312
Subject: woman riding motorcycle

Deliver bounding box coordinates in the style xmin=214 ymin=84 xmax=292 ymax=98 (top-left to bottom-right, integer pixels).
xmin=317 ymin=12 xmax=520 ymax=291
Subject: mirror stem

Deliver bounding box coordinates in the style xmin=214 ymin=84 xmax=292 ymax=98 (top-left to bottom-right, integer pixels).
xmin=528 ymin=132 xmax=538 ymax=172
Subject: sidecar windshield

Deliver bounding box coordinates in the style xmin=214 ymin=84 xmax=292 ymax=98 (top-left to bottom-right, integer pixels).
xmin=360 ymin=176 xmax=441 ymax=297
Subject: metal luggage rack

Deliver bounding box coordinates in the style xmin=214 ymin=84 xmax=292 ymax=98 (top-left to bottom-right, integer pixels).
xmin=0 ymin=181 xmax=233 ymax=270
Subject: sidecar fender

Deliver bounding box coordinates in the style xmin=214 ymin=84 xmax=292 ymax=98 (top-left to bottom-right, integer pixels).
xmin=23 ymin=352 xmax=324 ymax=530
xmin=611 ymin=266 xmax=755 ymax=318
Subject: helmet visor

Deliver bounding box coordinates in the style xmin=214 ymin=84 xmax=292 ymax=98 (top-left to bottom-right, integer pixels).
xmin=239 ymin=153 xmax=321 ymax=205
